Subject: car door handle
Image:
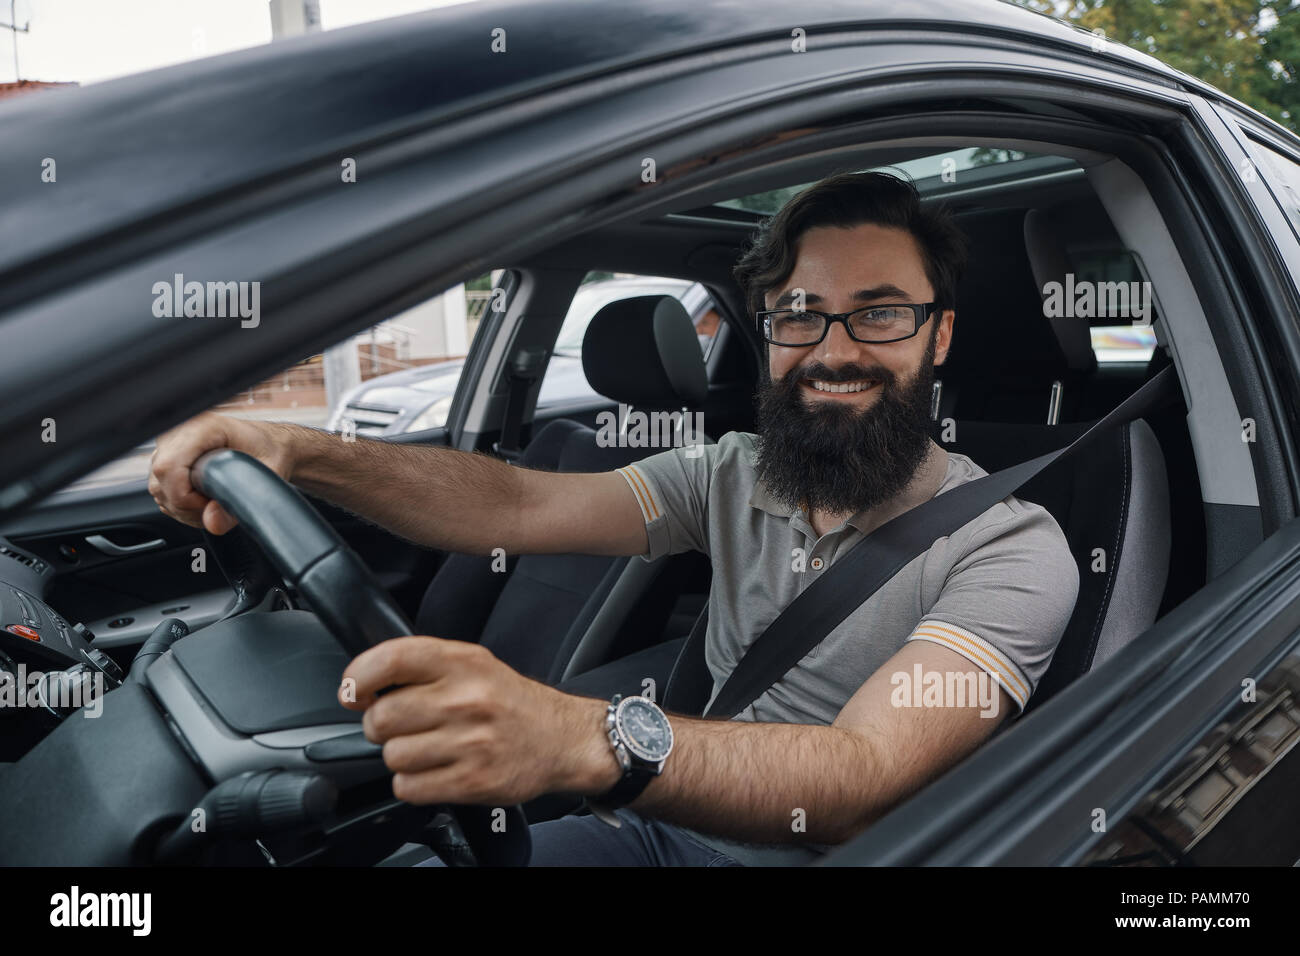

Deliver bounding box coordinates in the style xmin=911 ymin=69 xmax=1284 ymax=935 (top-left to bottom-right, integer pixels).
xmin=85 ymin=533 xmax=165 ymax=556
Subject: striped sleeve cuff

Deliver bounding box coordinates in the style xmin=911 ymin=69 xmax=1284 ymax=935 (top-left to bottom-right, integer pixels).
xmin=617 ymin=464 xmax=660 ymax=522
xmin=616 ymin=464 xmax=670 ymax=560
xmin=905 ymin=619 xmax=1033 ymax=713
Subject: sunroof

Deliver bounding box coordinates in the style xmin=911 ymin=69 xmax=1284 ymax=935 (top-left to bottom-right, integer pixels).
xmin=716 ymin=147 xmax=1053 ymax=214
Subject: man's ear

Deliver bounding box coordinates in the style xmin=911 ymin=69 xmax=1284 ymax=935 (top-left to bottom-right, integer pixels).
xmin=933 ymin=310 xmax=956 ymax=366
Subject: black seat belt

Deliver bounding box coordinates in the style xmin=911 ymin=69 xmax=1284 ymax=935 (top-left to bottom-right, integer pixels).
xmin=493 ymin=346 xmax=549 ymax=462
xmin=671 ymin=365 xmax=1179 ymax=721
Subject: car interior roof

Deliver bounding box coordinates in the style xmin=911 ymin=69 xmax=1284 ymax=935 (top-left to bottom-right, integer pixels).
xmin=519 ymin=138 xmax=1119 ymax=286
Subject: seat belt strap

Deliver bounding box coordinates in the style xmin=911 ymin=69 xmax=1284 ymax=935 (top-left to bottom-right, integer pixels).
xmin=698 ymin=365 xmax=1179 ymax=720
xmin=662 ymin=599 xmax=714 ymax=714
xmin=493 ymin=346 xmax=548 ymax=461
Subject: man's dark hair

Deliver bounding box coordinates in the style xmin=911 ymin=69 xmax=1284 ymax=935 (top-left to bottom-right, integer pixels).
xmin=733 ymin=170 xmax=968 ymax=318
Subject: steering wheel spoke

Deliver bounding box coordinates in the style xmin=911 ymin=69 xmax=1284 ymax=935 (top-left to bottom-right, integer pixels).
xmin=203 ymin=525 xmax=286 ymax=623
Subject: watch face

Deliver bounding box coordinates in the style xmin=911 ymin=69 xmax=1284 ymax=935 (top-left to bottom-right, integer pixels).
xmin=616 ymin=696 xmax=674 ymax=763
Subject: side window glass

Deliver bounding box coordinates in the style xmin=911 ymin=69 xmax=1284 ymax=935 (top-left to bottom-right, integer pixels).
xmin=694 ymin=303 xmax=723 ymax=359
xmin=1245 ymin=136 xmax=1300 ymax=238
xmin=1072 ymin=250 xmax=1159 ymax=364
xmin=538 ymin=272 xmax=720 ymax=409
xmin=328 ymin=271 xmax=500 ymax=437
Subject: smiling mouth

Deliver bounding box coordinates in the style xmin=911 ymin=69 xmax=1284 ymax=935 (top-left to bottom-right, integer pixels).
xmin=803 ymin=379 xmax=879 ymax=394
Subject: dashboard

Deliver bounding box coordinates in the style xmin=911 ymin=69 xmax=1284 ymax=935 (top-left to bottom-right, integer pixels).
xmin=0 ymin=535 xmax=124 ymax=757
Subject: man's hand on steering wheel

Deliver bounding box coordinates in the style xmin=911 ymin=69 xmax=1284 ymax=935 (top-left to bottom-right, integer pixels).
xmin=150 ymin=412 xmax=295 ymax=535
xmin=153 ymin=414 xmax=621 ymax=815
xmin=339 ymin=637 xmax=621 ymax=807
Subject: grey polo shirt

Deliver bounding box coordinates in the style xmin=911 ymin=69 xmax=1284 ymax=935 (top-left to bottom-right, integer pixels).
xmin=615 ymin=430 xmax=1078 ymax=865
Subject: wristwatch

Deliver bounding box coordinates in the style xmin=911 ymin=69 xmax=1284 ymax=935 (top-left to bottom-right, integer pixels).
xmin=586 ymin=693 xmax=674 ymax=827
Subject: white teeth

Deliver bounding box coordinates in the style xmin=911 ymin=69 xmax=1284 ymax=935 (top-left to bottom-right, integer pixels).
xmin=809 ymin=380 xmax=876 ymax=393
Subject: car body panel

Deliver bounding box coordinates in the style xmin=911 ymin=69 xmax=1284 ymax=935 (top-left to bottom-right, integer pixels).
xmin=0 ymin=0 xmax=1205 ymax=291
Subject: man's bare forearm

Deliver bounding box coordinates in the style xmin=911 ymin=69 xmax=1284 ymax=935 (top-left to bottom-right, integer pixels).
xmin=267 ymin=423 xmax=523 ymax=554
xmin=570 ymin=698 xmax=906 ymax=846
xmin=640 ymin=719 xmax=896 ymax=845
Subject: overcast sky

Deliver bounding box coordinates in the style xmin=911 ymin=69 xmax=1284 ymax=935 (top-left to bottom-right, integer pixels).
xmin=1 ymin=0 xmax=475 ymax=85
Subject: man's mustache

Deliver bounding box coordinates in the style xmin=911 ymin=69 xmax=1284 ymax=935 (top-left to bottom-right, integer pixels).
xmin=780 ymin=363 xmax=897 ymax=388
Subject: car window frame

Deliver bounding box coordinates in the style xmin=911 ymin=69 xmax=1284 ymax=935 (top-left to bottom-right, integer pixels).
xmin=1241 ymin=130 xmax=1300 ymax=244
xmin=440 ymin=269 xmax=520 ymax=448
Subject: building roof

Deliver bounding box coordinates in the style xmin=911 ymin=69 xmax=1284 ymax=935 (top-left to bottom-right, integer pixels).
xmin=0 ymin=80 xmax=78 ymax=101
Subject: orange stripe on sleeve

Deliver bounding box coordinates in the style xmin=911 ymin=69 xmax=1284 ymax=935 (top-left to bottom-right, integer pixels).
xmin=910 ymin=622 xmax=1030 ymax=707
xmin=620 ymin=465 xmax=660 ymax=521
xmin=617 ymin=466 xmax=659 ymax=522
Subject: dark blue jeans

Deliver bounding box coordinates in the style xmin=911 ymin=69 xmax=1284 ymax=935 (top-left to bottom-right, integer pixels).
xmin=417 ymin=809 xmax=744 ymax=867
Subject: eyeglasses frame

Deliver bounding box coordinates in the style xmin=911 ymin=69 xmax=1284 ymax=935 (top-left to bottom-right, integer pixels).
xmin=756 ymin=301 xmax=939 ymax=347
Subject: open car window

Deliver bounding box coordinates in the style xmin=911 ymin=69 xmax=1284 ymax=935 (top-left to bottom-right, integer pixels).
xmin=62 ymin=272 xmax=500 ymax=490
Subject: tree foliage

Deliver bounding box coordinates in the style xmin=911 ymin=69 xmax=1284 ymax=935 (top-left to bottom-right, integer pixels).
xmin=1005 ymin=0 xmax=1299 ymax=130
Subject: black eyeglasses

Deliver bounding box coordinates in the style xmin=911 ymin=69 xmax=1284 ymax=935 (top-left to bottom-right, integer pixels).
xmin=756 ymin=302 xmax=937 ymax=346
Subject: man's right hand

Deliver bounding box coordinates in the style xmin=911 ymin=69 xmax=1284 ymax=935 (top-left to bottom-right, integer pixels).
xmin=149 ymin=413 xmax=296 ymax=535
xmin=151 ymin=409 xmax=647 ymax=558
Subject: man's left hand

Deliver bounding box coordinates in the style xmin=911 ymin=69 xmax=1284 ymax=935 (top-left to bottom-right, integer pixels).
xmin=339 ymin=636 xmax=618 ymax=806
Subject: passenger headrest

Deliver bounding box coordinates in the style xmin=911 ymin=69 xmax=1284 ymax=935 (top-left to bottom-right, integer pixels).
xmin=1024 ymin=208 xmax=1096 ymax=373
xmin=581 ymin=295 xmax=709 ymax=409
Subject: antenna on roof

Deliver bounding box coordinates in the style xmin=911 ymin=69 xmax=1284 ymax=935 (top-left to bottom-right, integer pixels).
xmin=1 ymin=1 xmax=31 ymax=82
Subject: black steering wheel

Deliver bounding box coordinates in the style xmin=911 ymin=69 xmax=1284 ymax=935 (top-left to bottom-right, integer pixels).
xmin=191 ymin=448 xmax=532 ymax=866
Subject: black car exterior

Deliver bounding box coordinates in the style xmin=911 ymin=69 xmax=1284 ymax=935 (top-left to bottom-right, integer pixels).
xmin=0 ymin=0 xmax=1298 ymax=867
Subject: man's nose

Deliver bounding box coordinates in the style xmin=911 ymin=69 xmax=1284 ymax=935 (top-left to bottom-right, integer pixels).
xmin=811 ymin=318 xmax=868 ymax=369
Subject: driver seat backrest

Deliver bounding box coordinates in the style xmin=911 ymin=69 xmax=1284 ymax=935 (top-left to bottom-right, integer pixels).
xmin=936 ymin=414 xmax=1171 ymax=714
xmin=414 ymin=294 xmax=710 ymax=682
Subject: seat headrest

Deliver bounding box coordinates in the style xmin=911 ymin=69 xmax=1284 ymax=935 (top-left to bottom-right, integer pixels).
xmin=581 ymin=295 xmax=708 ymax=409
xmin=942 ymin=208 xmax=1073 ymax=380
xmin=1024 ymin=208 xmax=1096 ymax=373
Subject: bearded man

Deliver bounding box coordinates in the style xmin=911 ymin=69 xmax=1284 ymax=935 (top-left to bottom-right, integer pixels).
xmin=149 ymin=171 xmax=1079 ymax=867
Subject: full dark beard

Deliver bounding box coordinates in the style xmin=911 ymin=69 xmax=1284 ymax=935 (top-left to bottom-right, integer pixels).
xmin=754 ymin=334 xmax=937 ymax=516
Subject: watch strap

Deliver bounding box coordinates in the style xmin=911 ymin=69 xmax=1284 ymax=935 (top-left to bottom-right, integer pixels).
xmin=585 ymin=766 xmax=655 ymax=828
xmin=600 ymin=764 xmax=656 ymax=808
